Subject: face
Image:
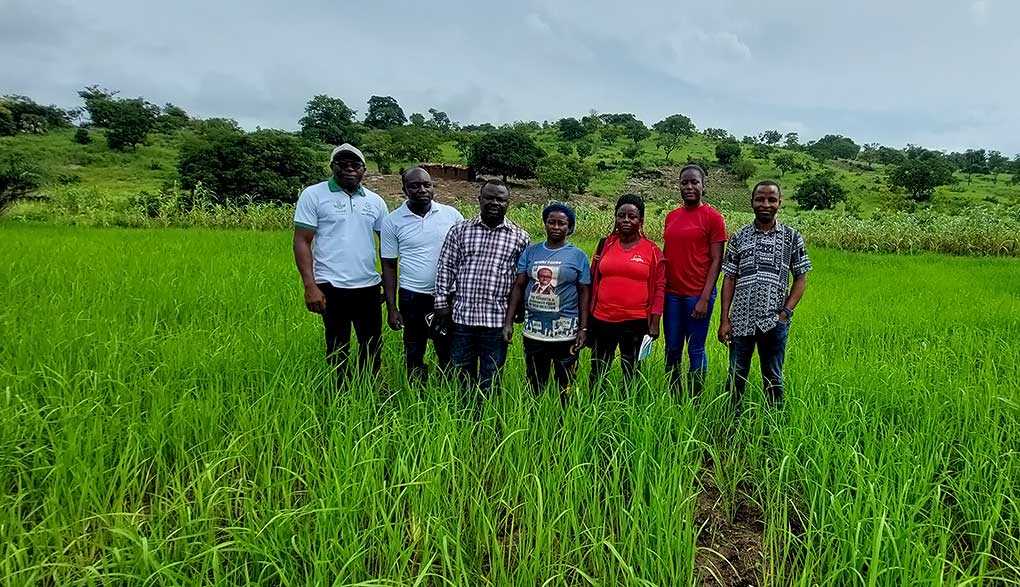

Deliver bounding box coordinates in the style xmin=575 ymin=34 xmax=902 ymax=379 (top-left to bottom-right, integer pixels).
xmin=331 ymin=154 xmax=365 ymax=190
xmin=544 ymin=210 xmax=570 ymax=242
xmin=479 ymin=184 xmax=510 ymax=224
xmin=679 ymin=169 xmax=704 ymax=205
xmin=752 ymin=185 xmax=782 ymax=223
xmin=538 ymin=268 xmax=553 ymax=285
xmin=402 ymin=169 xmax=434 ymax=208
xmin=615 ymin=203 xmax=642 ymax=236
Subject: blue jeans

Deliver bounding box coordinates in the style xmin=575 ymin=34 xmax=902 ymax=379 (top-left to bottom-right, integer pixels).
xmin=450 ymin=323 xmax=508 ymax=409
xmin=663 ymin=291 xmax=716 ymax=373
xmin=726 ymin=321 xmax=789 ymax=409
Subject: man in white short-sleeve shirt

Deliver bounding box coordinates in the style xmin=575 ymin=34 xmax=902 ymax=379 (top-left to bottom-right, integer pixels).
xmin=380 ymin=167 xmax=464 ymax=384
xmin=293 ymin=143 xmax=389 ymax=381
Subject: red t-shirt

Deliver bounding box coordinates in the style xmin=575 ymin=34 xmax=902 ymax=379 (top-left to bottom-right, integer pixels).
xmin=663 ymin=204 xmax=727 ymax=296
xmin=592 ymin=237 xmax=665 ymax=323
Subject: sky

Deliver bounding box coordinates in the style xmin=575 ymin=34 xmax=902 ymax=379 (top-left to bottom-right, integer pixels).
xmin=3 ymin=0 xmax=1019 ymax=154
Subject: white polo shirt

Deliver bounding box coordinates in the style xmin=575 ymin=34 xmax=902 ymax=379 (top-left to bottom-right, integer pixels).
xmin=294 ymin=179 xmax=389 ymax=289
xmin=380 ymin=201 xmax=464 ymax=294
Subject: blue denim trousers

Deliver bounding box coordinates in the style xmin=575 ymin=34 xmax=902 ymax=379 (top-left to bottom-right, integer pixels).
xmin=726 ymin=321 xmax=789 ymax=409
xmin=663 ymin=291 xmax=716 ymax=373
xmin=450 ymin=323 xmax=508 ymax=408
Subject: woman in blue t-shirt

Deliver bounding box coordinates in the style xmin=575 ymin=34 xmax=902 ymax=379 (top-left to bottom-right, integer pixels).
xmin=503 ymin=203 xmax=591 ymax=401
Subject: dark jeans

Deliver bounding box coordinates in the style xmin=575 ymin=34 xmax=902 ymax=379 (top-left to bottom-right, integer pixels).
xmin=450 ymin=323 xmax=508 ymax=408
xmin=664 ymin=291 xmax=715 ymax=395
xmin=523 ymin=337 xmax=578 ymax=396
xmin=726 ymin=321 xmax=789 ymax=409
xmin=589 ymin=317 xmax=648 ymax=390
xmin=318 ymin=283 xmax=382 ymax=378
xmin=398 ymin=288 xmax=451 ymax=383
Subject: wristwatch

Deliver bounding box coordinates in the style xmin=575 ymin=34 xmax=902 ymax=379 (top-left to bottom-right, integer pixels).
xmin=781 ymin=306 xmax=794 ymax=319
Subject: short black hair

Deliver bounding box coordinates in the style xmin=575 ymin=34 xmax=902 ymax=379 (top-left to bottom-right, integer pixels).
xmin=615 ymin=193 xmax=645 ymax=218
xmin=751 ymin=180 xmax=782 ymax=198
xmin=480 ymin=178 xmax=509 ymax=194
xmin=679 ymin=163 xmax=707 ymax=181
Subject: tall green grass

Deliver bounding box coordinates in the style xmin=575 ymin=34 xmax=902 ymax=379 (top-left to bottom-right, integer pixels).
xmin=1 ymin=225 xmax=1018 ymax=585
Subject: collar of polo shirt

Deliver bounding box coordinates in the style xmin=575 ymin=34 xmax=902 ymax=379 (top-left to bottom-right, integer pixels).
xmin=327 ymin=177 xmax=365 ymax=196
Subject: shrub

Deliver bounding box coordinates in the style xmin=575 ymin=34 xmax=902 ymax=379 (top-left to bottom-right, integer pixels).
xmin=715 ymin=141 xmax=741 ymax=166
xmin=576 ymin=141 xmax=594 ymax=159
xmin=536 ymin=154 xmax=593 ymax=197
xmin=178 ymin=126 xmax=322 ymax=204
xmin=105 ymin=98 xmax=160 ymax=151
xmin=730 ymin=159 xmax=756 ymax=182
xmin=73 ymin=128 xmax=92 ymax=144
xmin=622 ymin=142 xmax=641 ymax=159
xmin=556 ymin=142 xmax=574 ymax=156
xmin=795 ymin=171 xmax=848 ymax=210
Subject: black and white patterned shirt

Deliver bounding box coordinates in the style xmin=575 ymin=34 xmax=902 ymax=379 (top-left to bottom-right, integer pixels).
xmin=434 ymin=217 xmax=531 ymax=328
xmin=721 ymin=222 xmax=812 ymax=337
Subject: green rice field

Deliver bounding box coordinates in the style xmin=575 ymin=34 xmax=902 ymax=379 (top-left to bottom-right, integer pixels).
xmin=1 ymin=225 xmax=1019 ymax=585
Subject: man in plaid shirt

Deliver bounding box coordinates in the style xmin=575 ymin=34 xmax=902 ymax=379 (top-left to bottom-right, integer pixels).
xmin=434 ymin=180 xmax=530 ymax=410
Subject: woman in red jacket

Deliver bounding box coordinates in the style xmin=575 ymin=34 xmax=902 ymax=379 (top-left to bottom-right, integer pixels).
xmin=588 ymin=194 xmax=666 ymax=390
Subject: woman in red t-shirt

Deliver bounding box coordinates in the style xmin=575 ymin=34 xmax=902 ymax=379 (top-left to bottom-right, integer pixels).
xmin=587 ymin=194 xmax=666 ymax=390
xmin=662 ymin=164 xmax=727 ymax=397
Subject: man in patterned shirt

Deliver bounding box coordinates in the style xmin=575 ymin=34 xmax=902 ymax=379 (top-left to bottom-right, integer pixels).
xmin=434 ymin=180 xmax=530 ymax=411
xmin=718 ymin=180 xmax=811 ymax=410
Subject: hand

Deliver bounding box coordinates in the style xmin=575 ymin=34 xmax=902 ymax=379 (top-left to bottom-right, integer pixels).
xmin=718 ymin=320 xmax=732 ymax=345
xmin=387 ymin=307 xmax=404 ymax=331
xmin=647 ymin=320 xmax=660 ymax=340
xmin=777 ymin=309 xmax=790 ymax=323
xmin=573 ymin=330 xmax=587 ymax=353
xmin=304 ymin=285 xmax=326 ymax=314
xmin=691 ymin=297 xmax=710 ymax=320
xmin=502 ymin=325 xmax=514 ymax=343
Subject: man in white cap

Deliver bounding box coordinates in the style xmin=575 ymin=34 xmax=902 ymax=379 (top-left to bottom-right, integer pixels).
xmin=293 ymin=143 xmax=389 ymax=384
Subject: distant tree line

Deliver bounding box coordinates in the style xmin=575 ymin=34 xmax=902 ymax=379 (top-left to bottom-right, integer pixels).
xmin=4 ymin=86 xmax=1020 ymax=209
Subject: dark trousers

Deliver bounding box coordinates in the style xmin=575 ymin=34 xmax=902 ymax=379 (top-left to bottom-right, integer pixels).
xmin=589 ymin=318 xmax=648 ymax=390
xmin=450 ymin=324 xmax=507 ymax=409
xmin=523 ymin=337 xmax=578 ymax=396
xmin=398 ymin=288 xmax=451 ymax=383
xmin=318 ymin=283 xmax=382 ymax=378
xmin=726 ymin=321 xmax=789 ymax=409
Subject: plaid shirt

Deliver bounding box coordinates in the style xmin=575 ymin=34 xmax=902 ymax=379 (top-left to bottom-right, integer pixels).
xmin=434 ymin=217 xmax=531 ymax=328
xmin=722 ymin=221 xmax=812 ymax=337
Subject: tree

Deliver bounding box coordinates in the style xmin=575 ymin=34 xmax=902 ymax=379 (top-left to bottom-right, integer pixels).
xmin=623 ymin=121 xmax=650 ymax=144
xmin=1 ymin=95 xmax=70 ymax=133
xmin=557 ymin=117 xmax=586 ymax=142
xmin=600 ymin=124 xmax=624 ymax=145
xmin=715 ymin=140 xmax=741 ymax=166
xmin=794 ymin=171 xmax=847 ymax=209
xmin=364 ymin=95 xmax=407 ymax=129
xmin=859 ymin=143 xmax=881 ymax=170
xmin=987 ymin=150 xmax=1008 ymax=173
xmin=0 ymin=152 xmax=42 ymax=215
xmin=783 ymin=132 xmax=800 ymax=149
xmin=156 ymin=103 xmax=189 ymax=132
xmin=0 ymin=103 xmax=14 ymax=136
xmin=887 ymin=157 xmax=955 ymax=202
xmin=468 ymin=129 xmax=545 ymax=181
xmin=774 ymin=152 xmax=802 ymax=176
xmin=409 ymin=113 xmax=426 ymax=126
xmin=807 ymin=134 xmax=860 ymax=161
xmin=731 ymin=158 xmax=756 ymax=182
xmin=451 ymin=130 xmax=480 ymax=163
xmin=361 ymin=130 xmax=394 ymax=174
xmin=536 ymin=154 xmax=592 ymax=197
xmin=652 ymin=114 xmax=696 ymax=159
xmin=427 ymin=108 xmax=454 ymax=132
xmin=178 ymin=125 xmax=321 ymax=204
xmin=390 ymin=126 xmax=442 ymax=163
xmin=741 ymin=135 xmax=756 ymax=145
xmin=752 ymin=143 xmax=772 ymax=159
xmin=759 ymin=130 xmax=782 ymax=146
xmin=556 ymin=142 xmax=574 ymax=156
xmin=106 ymin=98 xmax=160 ymax=150
xmin=299 ymin=95 xmax=359 ymax=145
xmin=78 ymin=85 xmax=119 ymax=127
xmin=876 ymin=146 xmax=905 ymax=165
xmin=703 ymin=128 xmax=731 ymax=141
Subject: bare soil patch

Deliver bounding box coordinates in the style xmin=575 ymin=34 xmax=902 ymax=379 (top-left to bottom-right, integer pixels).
xmin=694 ymin=465 xmax=766 ymax=587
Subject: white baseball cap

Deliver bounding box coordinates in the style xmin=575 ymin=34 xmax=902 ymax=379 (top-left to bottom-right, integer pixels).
xmin=330 ymin=143 xmax=365 ymax=164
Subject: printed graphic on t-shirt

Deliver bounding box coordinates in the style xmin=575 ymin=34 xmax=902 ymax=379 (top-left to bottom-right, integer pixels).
xmin=527 ymin=263 xmax=561 ymax=313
